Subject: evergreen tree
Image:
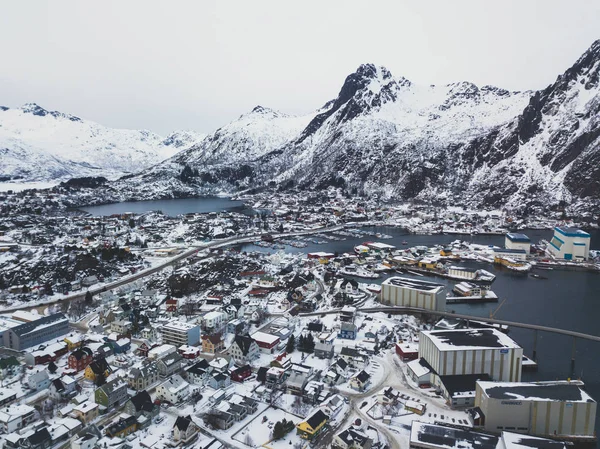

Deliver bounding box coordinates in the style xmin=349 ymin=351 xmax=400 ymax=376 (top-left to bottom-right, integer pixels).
xmin=297 ymin=334 xmax=305 ymax=353
xmin=44 ymin=282 xmax=54 ymax=296
xmin=85 ymin=290 xmax=93 ymax=305
xmin=286 ymin=334 xmax=295 ymax=353
xmin=305 ymin=333 xmax=315 ymax=353
xmin=273 ymin=421 xmax=285 ymax=440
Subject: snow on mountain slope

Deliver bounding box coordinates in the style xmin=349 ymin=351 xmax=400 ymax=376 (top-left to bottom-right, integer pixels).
xmin=56 ymin=39 xmax=600 ymax=216
xmin=172 ymin=105 xmax=315 ymax=166
xmin=0 ymin=103 xmax=205 ymax=182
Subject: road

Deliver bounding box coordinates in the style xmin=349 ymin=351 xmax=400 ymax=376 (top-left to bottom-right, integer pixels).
xmin=11 ymin=224 xmax=344 ymax=313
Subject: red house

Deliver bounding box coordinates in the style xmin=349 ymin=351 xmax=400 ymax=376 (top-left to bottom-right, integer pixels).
xmin=178 ymin=345 xmax=200 ymax=360
xmin=136 ymin=342 xmax=158 ymax=357
xmin=251 ymin=332 xmax=280 ymax=354
xmin=230 ymin=365 xmax=252 ymax=382
xmin=68 ymin=347 xmax=94 ymax=372
xmin=165 ymin=298 xmax=179 ymax=313
xmin=395 ymin=342 xmax=418 ymax=361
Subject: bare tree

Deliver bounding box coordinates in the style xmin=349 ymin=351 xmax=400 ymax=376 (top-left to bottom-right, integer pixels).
xmin=244 ymin=432 xmax=254 ymax=446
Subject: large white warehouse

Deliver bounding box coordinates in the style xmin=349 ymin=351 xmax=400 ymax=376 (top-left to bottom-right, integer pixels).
xmin=474 ymin=380 xmax=597 ymax=440
xmin=548 ymin=227 xmax=590 ymax=260
xmin=380 ymin=277 xmax=446 ymax=312
xmin=419 ymin=328 xmax=523 ymax=382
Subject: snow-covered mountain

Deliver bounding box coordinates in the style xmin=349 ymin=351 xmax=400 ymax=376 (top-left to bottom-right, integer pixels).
xmin=16 ymin=39 xmax=600 ymax=216
xmin=0 ymin=103 xmax=205 ymax=182
xmin=130 ymin=39 xmax=596 ymax=215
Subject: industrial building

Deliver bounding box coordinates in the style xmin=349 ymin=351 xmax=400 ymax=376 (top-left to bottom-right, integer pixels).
xmin=492 ymin=248 xmax=527 ymax=261
xmin=505 ymin=233 xmax=531 ymax=254
xmin=474 ymin=380 xmax=597 ymax=439
xmin=419 ymin=329 xmax=523 ymax=382
xmin=161 ymin=321 xmax=200 ymax=347
xmin=380 ymin=277 xmax=446 ymax=312
xmin=548 ymin=227 xmax=590 ymax=260
xmin=409 ymin=421 xmax=499 ymax=449
xmin=3 ymin=314 xmax=69 ymax=351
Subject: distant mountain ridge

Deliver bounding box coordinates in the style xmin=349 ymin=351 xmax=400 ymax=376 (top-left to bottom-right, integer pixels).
xmin=120 ymin=39 xmax=596 ymax=216
xmin=6 ymin=40 xmax=600 ymax=217
xmin=0 ymin=103 xmax=206 ymax=182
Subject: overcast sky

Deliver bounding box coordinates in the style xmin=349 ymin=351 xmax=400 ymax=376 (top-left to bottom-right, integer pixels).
xmin=0 ymin=1 xmax=598 ymax=135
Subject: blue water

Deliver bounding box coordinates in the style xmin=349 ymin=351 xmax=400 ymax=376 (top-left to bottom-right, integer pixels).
xmin=80 ymin=197 xmax=245 ymax=217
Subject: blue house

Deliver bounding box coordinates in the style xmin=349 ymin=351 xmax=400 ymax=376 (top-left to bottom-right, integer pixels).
xmin=338 ymin=323 xmax=357 ymax=340
xmin=104 ymin=337 xmax=131 ymax=354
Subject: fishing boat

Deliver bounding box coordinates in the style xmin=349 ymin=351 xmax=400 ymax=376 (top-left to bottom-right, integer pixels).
xmin=530 ymin=273 xmax=548 ymax=280
xmin=402 ymin=240 xmax=408 ymax=245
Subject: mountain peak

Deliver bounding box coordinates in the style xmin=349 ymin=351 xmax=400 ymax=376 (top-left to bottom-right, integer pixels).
xmin=20 ymin=102 xmax=82 ymax=122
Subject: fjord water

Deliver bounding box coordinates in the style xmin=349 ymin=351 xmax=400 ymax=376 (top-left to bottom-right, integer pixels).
xmin=80 ymin=197 xmax=245 ymax=216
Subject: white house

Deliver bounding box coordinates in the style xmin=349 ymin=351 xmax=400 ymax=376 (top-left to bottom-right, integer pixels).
xmin=156 ymin=374 xmax=190 ymax=404
xmin=28 ymin=370 xmax=50 ymax=391
xmin=173 ymin=415 xmax=198 ymax=444
xmin=0 ymin=404 xmax=36 ymax=433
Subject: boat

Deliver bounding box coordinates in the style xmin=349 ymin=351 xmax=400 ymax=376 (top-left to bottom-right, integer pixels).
xmin=530 ymin=273 xmax=547 ymax=280
xmin=402 ymin=240 xmax=408 ymax=245
xmin=364 ymin=283 xmax=382 ymax=294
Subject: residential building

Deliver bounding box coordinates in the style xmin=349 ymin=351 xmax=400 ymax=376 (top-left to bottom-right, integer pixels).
xmin=251 ymin=331 xmax=280 ymax=354
xmin=419 ymin=328 xmax=523 ymax=382
xmin=0 ymin=404 xmax=35 ymax=433
xmin=230 ymin=365 xmax=252 ymax=383
xmin=349 ymin=370 xmax=371 ymax=391
xmin=64 ymin=334 xmax=86 ymax=351
xmin=94 ymin=378 xmax=128 ymax=409
xmin=156 ymin=352 xmax=183 ymax=378
xmin=156 ymin=374 xmax=190 ymax=404
xmin=474 ymin=380 xmax=597 ymax=439
xmin=0 ymin=387 xmax=17 ymax=406
xmin=314 ymin=341 xmax=334 ymax=359
xmin=28 ymin=370 xmax=50 ymax=391
xmin=128 ymin=361 xmax=160 ymax=390
xmin=173 ymin=415 xmax=198 ymax=444
xmin=68 ymin=347 xmax=93 ymax=372
xmin=123 ymin=390 xmax=159 ymax=425
xmin=296 ymin=409 xmax=329 ymax=440
xmin=548 ymin=227 xmax=591 ymax=260
xmin=227 ymin=335 xmax=260 ymax=363
xmin=211 ymin=410 xmax=234 ymax=430
xmin=5 ymin=313 xmax=69 ymax=350
xmin=71 ymin=433 xmax=99 ymax=449
xmin=380 ymin=277 xmax=446 ymax=311
xmin=110 ymin=320 xmax=132 ymax=335
xmin=338 ymin=322 xmax=358 ymax=340
xmin=201 ymin=311 xmax=227 ymax=333
xmin=201 ymin=334 xmax=225 ymax=354
xmin=49 ymin=375 xmax=78 ymax=400
xmin=84 ymin=357 xmax=112 ymax=382
xmin=162 ymin=321 xmax=200 ymax=346
xmin=72 ymin=401 xmax=100 ymax=424
xmin=395 ymin=342 xmax=418 ymax=361
xmin=333 ymin=427 xmax=373 ymax=449
xmin=105 ymin=415 xmax=137 ymax=438
xmin=187 ymin=359 xmax=210 ymax=386
xmin=208 ymin=372 xmax=231 ymax=389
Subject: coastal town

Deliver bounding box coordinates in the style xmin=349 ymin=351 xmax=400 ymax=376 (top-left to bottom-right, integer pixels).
xmin=0 ymin=186 xmax=598 ymax=449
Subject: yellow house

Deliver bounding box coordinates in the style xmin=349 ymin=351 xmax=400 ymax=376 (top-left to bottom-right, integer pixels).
xmin=201 ymin=335 xmax=224 ymax=354
xmin=440 ymin=248 xmax=453 ymax=257
xmin=84 ymin=358 xmax=112 ymax=382
xmin=64 ymin=335 xmax=85 ymax=351
xmin=73 ymin=401 xmax=99 ymax=424
xmin=417 ymin=259 xmax=437 ymax=270
xmin=296 ymin=409 xmax=328 ymax=440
